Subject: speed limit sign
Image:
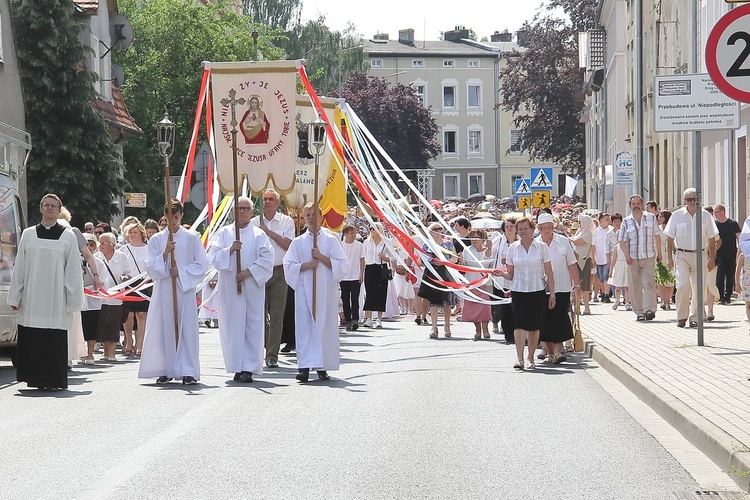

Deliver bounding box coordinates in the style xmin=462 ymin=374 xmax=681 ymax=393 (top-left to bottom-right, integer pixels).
xmin=706 ymin=4 xmax=750 ymax=102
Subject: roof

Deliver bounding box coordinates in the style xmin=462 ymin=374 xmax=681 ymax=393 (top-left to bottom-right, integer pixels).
xmin=364 ymin=39 xmax=498 ymax=58
xmin=92 ymin=85 xmax=141 ymax=138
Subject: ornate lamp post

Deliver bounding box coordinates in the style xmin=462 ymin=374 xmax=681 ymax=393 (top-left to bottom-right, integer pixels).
xmin=308 ymin=114 xmax=327 ymax=319
xmin=157 ymin=112 xmax=180 ymax=347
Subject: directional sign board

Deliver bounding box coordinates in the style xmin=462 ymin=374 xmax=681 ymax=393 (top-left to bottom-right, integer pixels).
xmin=124 ymin=192 xmax=147 ymax=208
xmin=517 ymin=196 xmax=531 ymax=210
xmin=514 ymin=178 xmax=531 ymax=196
xmin=706 ymin=5 xmax=750 ymax=103
xmin=530 ymin=167 xmax=553 ymax=190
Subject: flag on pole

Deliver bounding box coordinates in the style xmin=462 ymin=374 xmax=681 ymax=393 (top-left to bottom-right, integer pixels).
xmin=320 ymin=106 xmax=349 ymax=232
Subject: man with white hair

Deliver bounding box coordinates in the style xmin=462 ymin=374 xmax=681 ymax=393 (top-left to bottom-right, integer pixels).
xmin=208 ymin=196 xmax=274 ymax=383
xmin=96 ymin=232 xmax=132 ymax=361
xmin=664 ymin=188 xmax=719 ymax=328
xmin=251 ymin=189 xmax=295 ymax=369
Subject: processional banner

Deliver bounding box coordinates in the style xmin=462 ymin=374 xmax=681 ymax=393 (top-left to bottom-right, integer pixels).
xmin=209 ymin=60 xmax=298 ymax=196
xmin=285 ymin=96 xmax=337 ymax=211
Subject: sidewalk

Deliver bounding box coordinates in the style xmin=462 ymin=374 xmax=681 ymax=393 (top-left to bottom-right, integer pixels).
xmin=580 ymin=297 xmax=750 ymax=491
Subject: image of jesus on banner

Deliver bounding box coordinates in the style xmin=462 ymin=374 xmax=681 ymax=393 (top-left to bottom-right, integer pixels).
xmin=240 ymin=95 xmax=270 ymax=144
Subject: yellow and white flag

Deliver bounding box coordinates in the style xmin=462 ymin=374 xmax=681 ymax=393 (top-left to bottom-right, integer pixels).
xmin=209 ymin=60 xmax=298 ymax=196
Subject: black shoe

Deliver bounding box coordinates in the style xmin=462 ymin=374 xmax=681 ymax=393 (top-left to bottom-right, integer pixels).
xmin=182 ymin=376 xmax=198 ymax=385
xmin=677 ymin=319 xmax=687 ymax=328
xmin=718 ymin=300 xmax=726 ymax=306
xmin=317 ymin=370 xmax=330 ymax=381
xmin=266 ymin=361 xmax=279 ymax=369
xmin=636 ymin=315 xmax=646 ymax=321
xmin=233 ymin=372 xmax=241 ymax=381
xmin=644 ymin=310 xmax=655 ymax=321
xmin=344 ymin=321 xmax=352 ymax=331
xmin=415 ymin=317 xmax=422 ymax=325
xmin=351 ymin=321 xmax=358 ymax=331
xmin=280 ymin=344 xmax=293 ymax=353
xmin=239 ymin=372 xmax=253 ymax=383
xmin=296 ymin=369 xmax=310 ymax=383
xmin=156 ymin=376 xmax=172 ymax=384
xmin=603 ymin=296 xmax=612 ymax=303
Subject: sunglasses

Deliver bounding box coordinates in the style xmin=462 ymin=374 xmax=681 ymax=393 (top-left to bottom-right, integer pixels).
xmin=684 ymin=197 xmax=696 ymax=202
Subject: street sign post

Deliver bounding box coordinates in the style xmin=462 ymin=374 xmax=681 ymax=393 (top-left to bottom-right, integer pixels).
xmin=706 ymin=5 xmax=750 ymax=103
xmin=530 ymin=167 xmax=553 ymax=190
xmin=514 ymin=178 xmax=532 ymax=212
xmin=124 ymin=192 xmax=147 ymax=208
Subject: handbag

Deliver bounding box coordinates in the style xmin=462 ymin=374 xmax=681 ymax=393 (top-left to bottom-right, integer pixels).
xmin=573 ymin=289 xmax=585 ymax=352
xmin=381 ymin=263 xmax=393 ymax=281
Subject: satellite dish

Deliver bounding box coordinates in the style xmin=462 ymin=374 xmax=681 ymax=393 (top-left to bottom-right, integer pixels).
xmin=111 ymin=65 xmax=125 ymax=87
xmin=110 ymin=14 xmax=134 ymax=51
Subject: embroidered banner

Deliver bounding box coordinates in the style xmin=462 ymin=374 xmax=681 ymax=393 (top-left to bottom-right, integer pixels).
xmin=209 ymin=60 xmax=298 ymax=196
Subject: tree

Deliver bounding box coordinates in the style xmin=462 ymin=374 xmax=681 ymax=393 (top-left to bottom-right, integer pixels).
xmin=11 ymin=0 xmax=124 ymax=225
xmin=281 ymin=16 xmax=367 ymax=96
xmin=115 ymin=0 xmax=284 ymax=217
xmin=498 ymin=0 xmax=597 ymax=177
xmin=340 ymin=73 xmax=440 ymax=174
xmin=242 ymin=0 xmax=301 ymax=31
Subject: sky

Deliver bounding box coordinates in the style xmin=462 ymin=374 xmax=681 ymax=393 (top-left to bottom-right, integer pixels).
xmin=299 ymin=0 xmax=548 ymax=41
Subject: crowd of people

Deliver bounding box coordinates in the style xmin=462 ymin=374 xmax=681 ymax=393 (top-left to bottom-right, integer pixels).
xmin=10 ymin=187 xmax=750 ymax=390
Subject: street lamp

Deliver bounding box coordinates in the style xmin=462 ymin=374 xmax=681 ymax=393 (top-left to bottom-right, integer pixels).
xmin=385 ymin=70 xmax=407 ymax=83
xmin=338 ymin=44 xmax=364 ymax=89
xmin=156 ymin=111 xmax=180 ymax=348
xmin=308 ymin=114 xmax=327 ymax=319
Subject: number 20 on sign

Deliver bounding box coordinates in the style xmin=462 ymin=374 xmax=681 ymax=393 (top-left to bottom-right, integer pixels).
xmin=706 ymin=4 xmax=750 ymax=102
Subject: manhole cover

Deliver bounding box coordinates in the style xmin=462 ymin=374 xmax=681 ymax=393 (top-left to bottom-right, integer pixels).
xmin=673 ymin=492 xmax=750 ymax=499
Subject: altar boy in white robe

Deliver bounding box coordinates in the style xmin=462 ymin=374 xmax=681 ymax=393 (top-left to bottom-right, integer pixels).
xmin=208 ymin=196 xmax=274 ymax=383
xmin=138 ymin=199 xmax=207 ymax=385
xmin=283 ymin=203 xmax=349 ymax=382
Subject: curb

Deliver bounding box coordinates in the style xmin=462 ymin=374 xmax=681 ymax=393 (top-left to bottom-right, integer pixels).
xmin=584 ymin=339 xmax=750 ymax=492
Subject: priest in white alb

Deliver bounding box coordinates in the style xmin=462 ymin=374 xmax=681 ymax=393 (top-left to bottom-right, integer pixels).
xmin=208 ymin=196 xmax=274 ymax=383
xmin=138 ymin=199 xmax=207 ymax=385
xmin=283 ymin=203 xmax=349 ymax=382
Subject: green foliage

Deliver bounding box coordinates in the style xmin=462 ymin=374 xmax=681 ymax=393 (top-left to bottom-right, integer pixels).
xmin=115 ymin=0 xmax=283 ymax=218
xmin=655 ymin=261 xmax=675 ymax=285
xmin=281 ymin=17 xmax=367 ymax=96
xmin=498 ymin=0 xmax=597 ymax=177
xmin=11 ymin=0 xmax=124 ymax=226
xmin=340 ymin=73 xmax=440 ymax=172
xmin=242 ymin=0 xmax=301 ymax=30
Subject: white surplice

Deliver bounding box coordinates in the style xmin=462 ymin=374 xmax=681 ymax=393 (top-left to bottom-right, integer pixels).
xmin=8 ymin=227 xmax=84 ymax=329
xmin=208 ymin=224 xmax=274 ymax=375
xmin=138 ymin=227 xmax=207 ymax=380
xmin=283 ymin=229 xmax=349 ymax=371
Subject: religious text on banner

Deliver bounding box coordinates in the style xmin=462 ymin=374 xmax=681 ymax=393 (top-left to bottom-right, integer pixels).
xmin=209 ymin=60 xmax=298 ymax=196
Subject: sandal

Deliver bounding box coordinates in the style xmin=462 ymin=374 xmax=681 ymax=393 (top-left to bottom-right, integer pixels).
xmin=124 ymin=349 xmax=133 ymax=356
xmin=483 ymin=331 xmax=490 ymax=339
xmin=430 ymin=328 xmax=438 ymax=339
xmin=525 ymin=360 xmax=536 ymax=370
xmin=513 ymin=360 xmax=524 ymax=370
xmin=135 ymin=350 xmax=142 ymax=357
xmin=474 ymin=332 xmax=481 ymax=340
xmin=444 ymin=329 xmax=452 ymax=338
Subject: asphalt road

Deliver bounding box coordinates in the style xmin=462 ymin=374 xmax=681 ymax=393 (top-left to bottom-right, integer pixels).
xmin=0 ymin=317 xmax=705 ymax=499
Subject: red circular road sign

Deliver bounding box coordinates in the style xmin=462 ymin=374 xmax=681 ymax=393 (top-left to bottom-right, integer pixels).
xmin=706 ymin=4 xmax=750 ymax=102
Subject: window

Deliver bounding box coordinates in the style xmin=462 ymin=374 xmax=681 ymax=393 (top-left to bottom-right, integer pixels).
xmin=468 ymin=59 xmax=479 ymax=68
xmin=510 ymin=129 xmax=523 ymax=154
xmin=443 ymin=86 xmax=456 ymax=108
xmin=443 ymin=130 xmax=457 ymax=154
xmin=468 ymin=174 xmax=484 ymax=195
xmin=443 ymin=59 xmax=455 ymax=68
xmin=370 ymin=59 xmax=383 ymax=68
xmin=444 ymin=174 xmax=459 ymax=198
xmin=412 ymin=84 xmax=426 ymax=103
xmin=412 ymin=59 xmax=424 ymax=68
xmin=467 ymin=85 xmax=481 ymax=108
xmin=510 ymin=174 xmax=522 ymax=186
xmin=468 ymin=130 xmax=482 ymax=155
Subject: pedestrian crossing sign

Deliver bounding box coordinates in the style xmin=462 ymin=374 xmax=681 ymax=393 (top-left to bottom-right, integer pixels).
xmin=517 ymin=196 xmax=531 ymax=209
xmin=532 ymin=190 xmax=550 ymax=208
xmin=530 ymin=167 xmax=553 ymax=190
xmin=515 ymin=178 xmax=531 ymax=196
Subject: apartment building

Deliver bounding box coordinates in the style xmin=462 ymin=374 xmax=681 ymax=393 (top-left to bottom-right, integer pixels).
xmin=364 ymin=27 xmax=563 ymax=200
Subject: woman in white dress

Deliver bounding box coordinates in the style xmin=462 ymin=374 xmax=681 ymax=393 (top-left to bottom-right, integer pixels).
xmin=122 ymin=223 xmax=150 ymax=356
xmin=608 ymin=244 xmax=631 ymax=310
